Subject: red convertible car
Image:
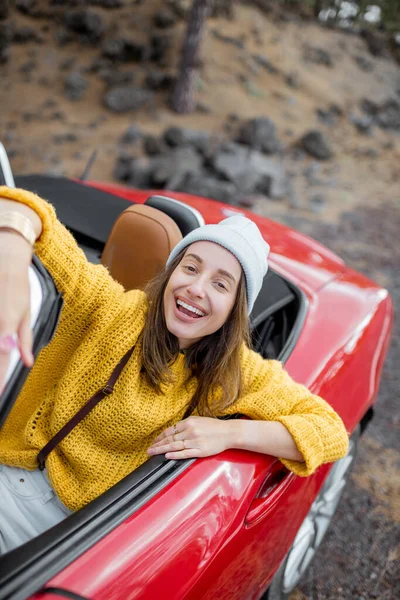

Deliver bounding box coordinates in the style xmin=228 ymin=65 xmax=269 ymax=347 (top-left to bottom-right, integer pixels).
xmin=0 ymin=144 xmax=393 ymax=600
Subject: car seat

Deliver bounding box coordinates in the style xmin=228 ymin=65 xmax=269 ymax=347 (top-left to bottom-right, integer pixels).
xmin=101 ymin=195 xmax=203 ymax=291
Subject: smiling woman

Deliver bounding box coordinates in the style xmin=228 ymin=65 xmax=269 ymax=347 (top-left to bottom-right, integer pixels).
xmin=0 ymin=186 xmax=349 ymax=554
xmin=164 ymin=243 xmax=242 ymax=347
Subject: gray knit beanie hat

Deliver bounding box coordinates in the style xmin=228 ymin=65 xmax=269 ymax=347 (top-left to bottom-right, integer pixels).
xmin=166 ymin=215 xmax=270 ymax=313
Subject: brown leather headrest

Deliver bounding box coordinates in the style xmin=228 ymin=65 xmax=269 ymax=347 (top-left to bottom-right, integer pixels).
xmin=101 ymin=204 xmax=183 ymax=291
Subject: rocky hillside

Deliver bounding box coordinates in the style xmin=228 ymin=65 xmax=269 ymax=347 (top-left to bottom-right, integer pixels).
xmin=1 ymin=0 xmax=399 ymax=225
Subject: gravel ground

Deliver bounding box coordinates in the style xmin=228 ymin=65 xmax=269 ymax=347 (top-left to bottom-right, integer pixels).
xmin=284 ymin=202 xmax=400 ymax=600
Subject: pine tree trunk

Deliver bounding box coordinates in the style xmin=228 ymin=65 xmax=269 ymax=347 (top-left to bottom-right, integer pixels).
xmin=170 ymin=0 xmax=212 ymax=114
xmin=314 ymin=0 xmax=324 ymax=20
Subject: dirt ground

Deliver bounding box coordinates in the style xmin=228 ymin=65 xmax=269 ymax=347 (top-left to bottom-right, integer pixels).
xmin=1 ymin=2 xmax=399 ymax=598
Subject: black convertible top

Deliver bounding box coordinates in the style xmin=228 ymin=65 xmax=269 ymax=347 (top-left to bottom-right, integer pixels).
xmin=14 ymin=175 xmax=132 ymax=245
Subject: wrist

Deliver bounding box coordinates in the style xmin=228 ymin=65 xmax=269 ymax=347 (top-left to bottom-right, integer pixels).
xmin=0 ymin=211 xmax=37 ymax=248
xmin=0 ymin=230 xmax=33 ymax=262
xmin=228 ymin=419 xmax=247 ymax=450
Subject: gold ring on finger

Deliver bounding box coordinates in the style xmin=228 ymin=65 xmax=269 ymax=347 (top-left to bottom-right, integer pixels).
xmin=182 ymin=440 xmax=187 ymax=450
xmin=173 ymin=423 xmax=178 ymax=435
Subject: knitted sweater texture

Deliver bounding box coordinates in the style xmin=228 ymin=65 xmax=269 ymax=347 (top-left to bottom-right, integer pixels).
xmin=0 ymin=187 xmax=349 ymax=511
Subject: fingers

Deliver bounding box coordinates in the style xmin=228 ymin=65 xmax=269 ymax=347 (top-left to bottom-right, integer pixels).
xmin=152 ymin=421 xmax=185 ymax=444
xmin=148 ymin=438 xmax=191 ymax=455
xmin=18 ymin=311 xmax=34 ymax=368
xmin=0 ymin=335 xmax=15 ymax=395
xmin=164 ymin=449 xmax=199 ymax=460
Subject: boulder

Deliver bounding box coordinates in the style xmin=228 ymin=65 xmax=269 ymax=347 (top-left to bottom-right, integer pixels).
xmin=173 ymin=172 xmax=238 ymax=204
xmin=237 ymin=117 xmax=280 ymax=154
xmin=103 ymin=85 xmax=153 ymax=112
xmin=151 ymin=33 xmax=172 ymax=64
xmin=316 ymin=104 xmax=342 ymax=127
xmin=361 ymin=97 xmax=400 ymax=131
xmin=12 ymin=25 xmax=43 ymax=44
xmin=375 ymin=99 xmax=400 ymax=130
xmin=64 ymin=9 xmax=105 ymax=43
xmin=145 ymin=70 xmax=175 ymax=90
xmin=64 ymin=71 xmax=88 ymax=101
xmin=102 ymin=37 xmax=147 ymax=62
xmin=211 ymin=142 xmax=287 ymax=198
xmin=98 ymin=69 xmax=135 ymax=89
xmin=353 ymin=55 xmax=374 ymax=72
xmin=303 ymin=45 xmax=334 ymax=67
xmin=349 ymin=114 xmax=374 ymax=135
xmin=119 ymin=124 xmax=142 ymax=145
xmin=163 ymin=126 xmax=211 ymax=154
xmin=143 ymin=135 xmax=166 ymax=156
xmin=114 ymin=154 xmax=152 ymax=188
xmin=150 ymin=146 xmax=203 ymax=187
xmin=153 ymin=9 xmax=177 ymax=28
xmin=15 ymin=0 xmax=36 ymax=15
xmin=299 ymin=130 xmax=334 ymax=160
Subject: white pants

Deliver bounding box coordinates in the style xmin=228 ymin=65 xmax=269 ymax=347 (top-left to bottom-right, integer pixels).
xmin=0 ymin=464 xmax=72 ymax=555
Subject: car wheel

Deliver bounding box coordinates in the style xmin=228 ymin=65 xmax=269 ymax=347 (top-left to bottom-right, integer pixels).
xmin=265 ymin=426 xmax=360 ymax=600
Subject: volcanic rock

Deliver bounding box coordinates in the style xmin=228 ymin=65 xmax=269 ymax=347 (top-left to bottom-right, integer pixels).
xmin=12 ymin=25 xmax=43 ymax=44
xmin=210 ymin=142 xmax=287 ymax=198
xmin=163 ymin=127 xmax=212 ymax=155
xmin=303 ymin=45 xmax=334 ymax=67
xmin=173 ymin=172 xmax=238 ymax=204
xmin=64 ymin=71 xmax=88 ymax=101
xmin=150 ymin=33 xmax=172 ymax=64
xmin=15 ymin=0 xmax=36 ymax=15
xmin=103 ymin=85 xmax=153 ymax=112
xmin=299 ymin=130 xmax=334 ymax=160
xmin=64 ymin=9 xmax=105 ymax=43
xmin=119 ymin=124 xmax=142 ymax=145
xmin=102 ymin=37 xmax=147 ymax=62
xmin=237 ymin=117 xmax=280 ymax=154
xmin=143 ymin=135 xmax=166 ymax=156
xmin=153 ymin=9 xmax=177 ymax=29
xmin=150 ymin=146 xmax=202 ymax=187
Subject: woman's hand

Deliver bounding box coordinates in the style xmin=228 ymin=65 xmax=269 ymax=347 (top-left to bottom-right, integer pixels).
xmin=147 ymin=416 xmax=240 ymax=460
xmin=0 ymin=231 xmax=34 ymax=393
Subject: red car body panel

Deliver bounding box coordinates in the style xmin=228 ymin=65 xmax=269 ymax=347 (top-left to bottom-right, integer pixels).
xmin=27 ymin=182 xmax=392 ymax=600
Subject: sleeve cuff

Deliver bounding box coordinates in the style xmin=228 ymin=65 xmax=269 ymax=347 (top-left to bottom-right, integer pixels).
xmin=274 ymin=414 xmax=325 ymax=477
xmin=0 ymin=186 xmax=56 ymax=250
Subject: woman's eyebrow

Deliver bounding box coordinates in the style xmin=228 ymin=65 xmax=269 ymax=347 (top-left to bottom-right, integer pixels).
xmin=185 ymin=253 xmax=203 ymax=263
xmin=217 ymin=269 xmax=236 ymax=283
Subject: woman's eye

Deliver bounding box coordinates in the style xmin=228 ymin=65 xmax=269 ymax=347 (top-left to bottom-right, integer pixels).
xmin=216 ymin=281 xmax=228 ymax=291
xmin=184 ymin=265 xmax=196 ymax=273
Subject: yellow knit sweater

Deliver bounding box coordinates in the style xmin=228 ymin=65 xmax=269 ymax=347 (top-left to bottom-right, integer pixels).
xmin=0 ymin=187 xmax=349 ymax=511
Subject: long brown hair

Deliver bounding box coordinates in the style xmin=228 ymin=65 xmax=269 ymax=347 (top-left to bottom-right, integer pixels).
xmin=141 ymin=249 xmax=251 ymax=417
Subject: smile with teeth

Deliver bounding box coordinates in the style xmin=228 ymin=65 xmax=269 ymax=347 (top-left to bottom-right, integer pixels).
xmin=176 ymin=299 xmax=206 ymax=318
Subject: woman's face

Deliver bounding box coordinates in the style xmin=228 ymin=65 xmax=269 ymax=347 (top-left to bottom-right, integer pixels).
xmin=163 ymin=241 xmax=242 ymax=349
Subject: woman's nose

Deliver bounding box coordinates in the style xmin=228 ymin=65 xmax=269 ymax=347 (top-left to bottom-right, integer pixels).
xmin=187 ymin=278 xmax=206 ymax=298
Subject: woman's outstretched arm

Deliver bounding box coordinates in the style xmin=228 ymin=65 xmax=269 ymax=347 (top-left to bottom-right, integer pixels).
xmin=147 ymin=416 xmax=304 ymax=462
xmin=148 ymin=347 xmax=349 ymax=475
xmin=0 ymin=187 xmax=131 ymax=392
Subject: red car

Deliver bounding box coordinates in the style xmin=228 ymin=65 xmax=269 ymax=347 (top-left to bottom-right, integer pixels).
xmin=0 ymin=154 xmax=393 ymax=600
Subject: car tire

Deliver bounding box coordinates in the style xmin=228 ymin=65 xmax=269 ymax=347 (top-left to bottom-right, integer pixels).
xmin=264 ymin=426 xmax=360 ymax=600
